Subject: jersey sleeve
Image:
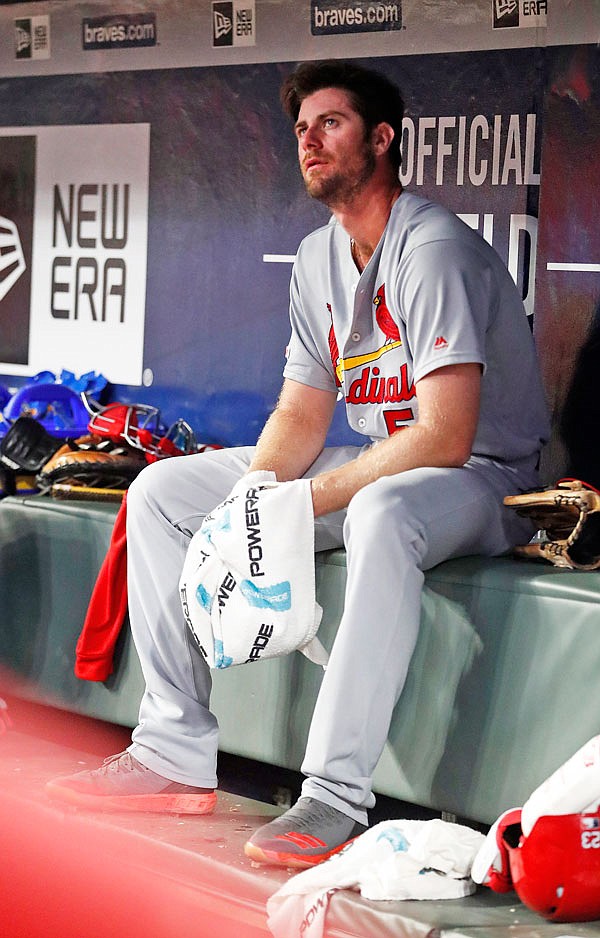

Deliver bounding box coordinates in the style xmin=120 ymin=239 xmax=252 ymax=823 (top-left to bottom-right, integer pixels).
xmin=282 ymin=257 xmax=339 ymax=394
xmin=395 ymin=239 xmax=493 ymax=384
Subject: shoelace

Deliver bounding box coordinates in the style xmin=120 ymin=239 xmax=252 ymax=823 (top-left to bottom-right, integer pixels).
xmin=283 ymin=798 xmax=346 ymax=829
xmin=97 ymin=751 xmax=142 ymax=777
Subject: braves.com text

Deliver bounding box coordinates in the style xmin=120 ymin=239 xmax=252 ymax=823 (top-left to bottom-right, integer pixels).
xmin=311 ymin=0 xmax=402 ymax=34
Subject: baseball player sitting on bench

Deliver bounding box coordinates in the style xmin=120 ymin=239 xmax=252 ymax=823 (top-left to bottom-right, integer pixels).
xmin=47 ymin=60 xmax=549 ymax=868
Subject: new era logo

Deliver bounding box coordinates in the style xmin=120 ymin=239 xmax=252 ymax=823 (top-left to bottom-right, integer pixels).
xmin=15 ymin=16 xmax=50 ymax=60
xmin=0 ymin=216 xmax=26 ymax=303
xmin=495 ymin=0 xmax=518 ymax=17
xmin=0 ymin=134 xmax=35 ymax=366
xmin=212 ymin=0 xmax=255 ymax=46
xmin=213 ymin=6 xmax=232 ymax=41
xmin=493 ymin=0 xmax=519 ymax=27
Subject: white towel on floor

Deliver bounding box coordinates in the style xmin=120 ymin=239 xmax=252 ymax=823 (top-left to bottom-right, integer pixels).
xmin=267 ymin=818 xmax=485 ymax=938
xmin=179 ymin=471 xmax=328 ymax=669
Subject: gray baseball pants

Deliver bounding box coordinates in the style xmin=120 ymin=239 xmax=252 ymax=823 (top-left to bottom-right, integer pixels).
xmin=126 ymin=445 xmax=538 ymax=825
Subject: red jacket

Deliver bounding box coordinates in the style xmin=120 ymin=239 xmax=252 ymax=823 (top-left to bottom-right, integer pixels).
xmin=75 ymin=494 xmax=128 ymax=681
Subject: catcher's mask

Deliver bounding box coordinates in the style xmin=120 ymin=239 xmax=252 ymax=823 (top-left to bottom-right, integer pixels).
xmin=86 ymin=401 xmax=196 ymax=462
xmin=507 ymin=809 xmax=600 ymax=922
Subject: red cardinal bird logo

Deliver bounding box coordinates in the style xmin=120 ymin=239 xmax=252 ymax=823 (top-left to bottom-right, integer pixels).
xmin=373 ymin=284 xmax=400 ymax=344
xmin=327 ymin=303 xmax=342 ymax=387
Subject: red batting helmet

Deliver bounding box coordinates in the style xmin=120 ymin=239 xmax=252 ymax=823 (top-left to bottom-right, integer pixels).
xmin=507 ymin=808 xmax=600 ymax=922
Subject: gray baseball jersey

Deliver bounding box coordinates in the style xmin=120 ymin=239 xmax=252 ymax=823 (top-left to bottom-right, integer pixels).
xmin=284 ymin=191 xmax=549 ymax=461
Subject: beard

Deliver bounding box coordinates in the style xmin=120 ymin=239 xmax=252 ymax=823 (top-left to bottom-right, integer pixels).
xmin=303 ymin=140 xmax=376 ymax=208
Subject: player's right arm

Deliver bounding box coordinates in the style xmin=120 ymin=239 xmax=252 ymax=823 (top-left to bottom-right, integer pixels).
xmin=247 ymin=378 xmax=337 ymax=482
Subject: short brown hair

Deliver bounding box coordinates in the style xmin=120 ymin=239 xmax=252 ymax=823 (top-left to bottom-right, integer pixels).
xmin=280 ymin=59 xmax=405 ymax=171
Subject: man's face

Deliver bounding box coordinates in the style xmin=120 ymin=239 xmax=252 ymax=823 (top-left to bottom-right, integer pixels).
xmin=294 ymin=87 xmax=376 ymax=206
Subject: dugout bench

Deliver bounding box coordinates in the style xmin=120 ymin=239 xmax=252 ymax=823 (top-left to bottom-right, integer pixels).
xmin=1 ymin=493 xmax=600 ymax=937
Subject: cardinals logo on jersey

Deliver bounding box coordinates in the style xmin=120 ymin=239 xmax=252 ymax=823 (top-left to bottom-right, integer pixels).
xmin=327 ymin=303 xmax=343 ymax=387
xmin=373 ymin=284 xmax=400 ymax=343
xmin=325 ymin=286 xmax=416 ymax=436
xmin=326 ymin=285 xmax=404 ymax=386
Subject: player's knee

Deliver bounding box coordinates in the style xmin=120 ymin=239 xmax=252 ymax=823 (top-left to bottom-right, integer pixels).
xmin=346 ymin=478 xmax=399 ymax=535
xmin=345 ymin=477 xmax=420 ymax=544
xmin=127 ymin=459 xmax=171 ymax=516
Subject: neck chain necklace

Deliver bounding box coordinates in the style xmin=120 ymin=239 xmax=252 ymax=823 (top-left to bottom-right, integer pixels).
xmin=350 ymin=185 xmax=403 ymax=273
xmin=350 ymin=238 xmax=369 ymax=272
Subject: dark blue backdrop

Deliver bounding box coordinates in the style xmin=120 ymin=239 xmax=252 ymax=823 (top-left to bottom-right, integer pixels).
xmin=0 ymin=47 xmax=546 ymax=446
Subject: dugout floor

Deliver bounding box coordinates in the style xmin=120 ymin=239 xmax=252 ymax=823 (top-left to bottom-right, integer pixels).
xmin=2 ymin=695 xmax=600 ymax=938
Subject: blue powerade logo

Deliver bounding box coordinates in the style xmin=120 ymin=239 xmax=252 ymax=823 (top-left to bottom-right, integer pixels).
xmin=239 ymin=579 xmax=292 ymax=612
xmin=311 ymin=0 xmax=402 ymax=35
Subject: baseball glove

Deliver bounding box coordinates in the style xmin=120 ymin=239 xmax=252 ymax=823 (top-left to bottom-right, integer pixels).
xmin=0 ymin=415 xmax=63 ymax=474
xmin=37 ymin=434 xmax=147 ymax=493
xmin=0 ymin=416 xmax=64 ymax=497
xmin=504 ymin=479 xmax=600 ymax=570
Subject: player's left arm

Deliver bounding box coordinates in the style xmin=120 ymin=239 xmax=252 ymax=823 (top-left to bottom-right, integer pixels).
xmin=310 ymin=361 xmax=481 ymax=517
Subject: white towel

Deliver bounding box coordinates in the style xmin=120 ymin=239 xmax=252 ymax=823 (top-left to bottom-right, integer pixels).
xmin=179 ymin=471 xmax=328 ymax=669
xmin=266 ymin=818 xmax=486 ymax=938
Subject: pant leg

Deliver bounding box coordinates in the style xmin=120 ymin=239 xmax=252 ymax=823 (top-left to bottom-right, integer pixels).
xmin=127 ymin=446 xmax=255 ymax=785
xmin=126 ymin=443 xmax=361 ymax=786
xmin=301 ymin=456 xmax=540 ymax=825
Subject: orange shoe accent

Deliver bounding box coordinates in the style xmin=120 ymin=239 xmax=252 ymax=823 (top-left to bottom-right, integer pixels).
xmin=244 ymin=836 xmax=354 ymax=869
xmin=45 ymin=780 xmax=217 ymax=815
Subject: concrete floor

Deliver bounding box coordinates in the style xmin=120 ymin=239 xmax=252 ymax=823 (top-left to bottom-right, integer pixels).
xmin=1 ymin=694 xmax=599 ymax=938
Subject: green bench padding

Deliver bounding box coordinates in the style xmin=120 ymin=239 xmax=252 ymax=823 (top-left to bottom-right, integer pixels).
xmin=1 ymin=494 xmax=599 ymax=826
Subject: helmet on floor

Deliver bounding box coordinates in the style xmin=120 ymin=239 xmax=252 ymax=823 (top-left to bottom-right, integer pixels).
xmin=507 ymin=808 xmax=600 ymax=922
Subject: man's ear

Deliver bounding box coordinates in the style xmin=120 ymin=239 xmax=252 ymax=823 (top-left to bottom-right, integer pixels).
xmin=371 ymin=121 xmax=396 ymax=157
